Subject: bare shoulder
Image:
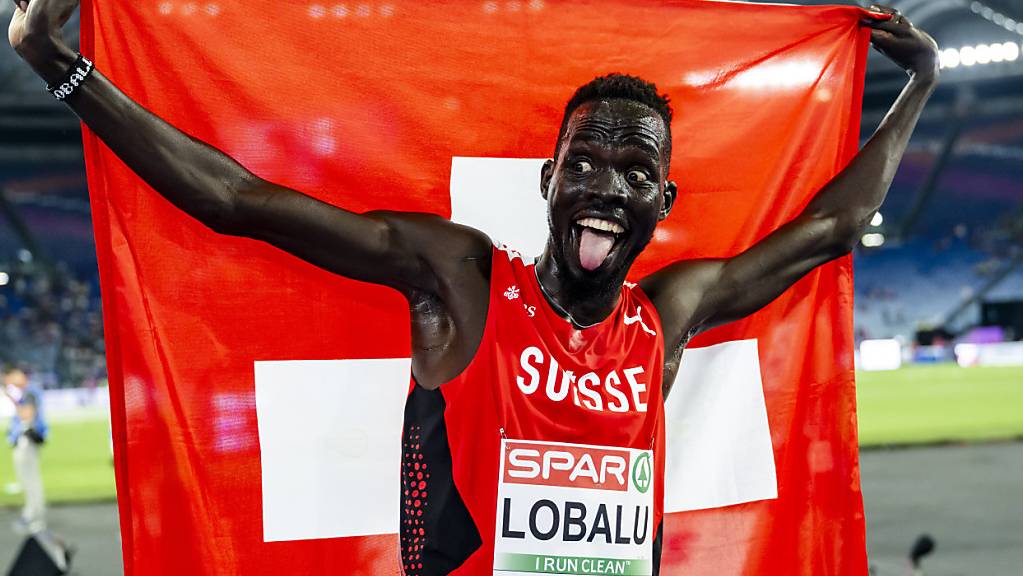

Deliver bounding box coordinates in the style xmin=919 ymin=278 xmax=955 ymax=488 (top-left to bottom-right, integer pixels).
xmin=367 ymin=210 xmax=494 ymax=283
xmin=371 ymin=212 xmax=494 ymax=390
xmin=639 ymin=258 xmax=724 ymax=312
xmin=639 ymin=258 xmax=726 ymax=345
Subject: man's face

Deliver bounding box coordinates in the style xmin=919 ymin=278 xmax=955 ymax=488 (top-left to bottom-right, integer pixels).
xmin=4 ymin=369 xmax=27 ymax=390
xmin=542 ymin=99 xmax=675 ymax=282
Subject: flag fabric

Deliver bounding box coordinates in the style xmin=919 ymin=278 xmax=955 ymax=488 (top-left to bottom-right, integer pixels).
xmin=79 ymin=0 xmax=873 ymax=574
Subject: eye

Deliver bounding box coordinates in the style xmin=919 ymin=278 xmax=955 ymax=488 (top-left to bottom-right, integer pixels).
xmin=572 ymin=160 xmax=594 ymax=174
xmin=627 ymin=169 xmax=649 ymax=184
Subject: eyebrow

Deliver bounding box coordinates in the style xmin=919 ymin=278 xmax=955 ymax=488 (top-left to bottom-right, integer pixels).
xmin=567 ymin=127 xmax=664 ymax=160
xmin=571 ymin=127 xmax=611 ymax=142
xmin=622 ymin=136 xmax=661 ymax=159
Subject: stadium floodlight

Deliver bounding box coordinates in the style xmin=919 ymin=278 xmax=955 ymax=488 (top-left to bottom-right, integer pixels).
xmin=870 ymin=212 xmax=883 ymax=227
xmin=0 ymin=272 xmax=8 ymax=286
xmin=1004 ymin=42 xmax=1020 ymax=61
xmin=969 ymin=0 xmax=1023 ymax=35
xmin=861 ymin=233 xmax=885 ymax=248
xmin=947 ymin=1 xmax=1023 ymax=69
xmin=991 ymin=43 xmax=1006 ymax=62
xmin=960 ymin=45 xmax=977 ymax=66
xmin=939 ymin=42 xmax=1023 ymax=69
xmin=940 ymin=48 xmax=961 ymax=68
xmin=976 ymin=44 xmax=992 ymax=64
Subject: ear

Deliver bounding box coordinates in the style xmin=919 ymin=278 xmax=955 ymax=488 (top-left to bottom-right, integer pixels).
xmin=540 ymin=158 xmax=555 ymax=200
xmin=659 ymin=181 xmax=677 ymax=221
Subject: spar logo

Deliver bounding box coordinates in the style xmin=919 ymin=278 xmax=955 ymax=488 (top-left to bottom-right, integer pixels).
xmin=504 ymin=442 xmax=631 ymax=492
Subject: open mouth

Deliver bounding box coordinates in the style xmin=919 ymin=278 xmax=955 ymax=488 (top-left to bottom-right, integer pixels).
xmin=574 ymin=217 xmax=627 ymax=271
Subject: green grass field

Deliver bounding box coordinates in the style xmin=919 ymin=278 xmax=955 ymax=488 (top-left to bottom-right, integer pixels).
xmin=857 ymin=363 xmax=1023 ymax=447
xmin=0 ymin=418 xmax=115 ymax=507
xmin=0 ymin=363 xmax=1019 ymax=506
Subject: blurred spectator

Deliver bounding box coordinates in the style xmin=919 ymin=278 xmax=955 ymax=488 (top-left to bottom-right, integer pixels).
xmin=4 ymin=366 xmax=48 ymax=535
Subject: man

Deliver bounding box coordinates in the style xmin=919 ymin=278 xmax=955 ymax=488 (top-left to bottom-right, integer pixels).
xmin=4 ymin=366 xmax=48 ymax=535
xmin=9 ymin=0 xmax=938 ymax=573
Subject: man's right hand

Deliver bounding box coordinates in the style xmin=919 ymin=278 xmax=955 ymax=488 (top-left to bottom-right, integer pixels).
xmin=8 ymin=0 xmax=79 ymax=63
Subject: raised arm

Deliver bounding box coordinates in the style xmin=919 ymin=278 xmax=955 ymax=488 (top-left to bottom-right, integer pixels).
xmin=642 ymin=8 xmax=939 ymax=348
xmin=8 ymin=0 xmax=489 ymax=294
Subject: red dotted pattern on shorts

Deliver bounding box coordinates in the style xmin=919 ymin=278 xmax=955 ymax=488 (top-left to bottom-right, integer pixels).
xmin=400 ymin=425 xmax=430 ymax=575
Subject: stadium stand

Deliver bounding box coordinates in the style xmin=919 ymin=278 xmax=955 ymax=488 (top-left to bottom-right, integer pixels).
xmin=0 ymin=260 xmax=106 ymax=389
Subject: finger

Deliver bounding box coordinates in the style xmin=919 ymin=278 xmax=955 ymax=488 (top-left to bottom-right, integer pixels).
xmin=869 ymin=29 xmax=896 ymax=45
xmin=861 ymin=17 xmax=904 ymax=33
xmin=868 ymin=4 xmax=899 ymax=16
xmin=860 ymin=8 xmax=894 ymax=26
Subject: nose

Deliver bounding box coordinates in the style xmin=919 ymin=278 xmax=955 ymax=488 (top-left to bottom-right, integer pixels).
xmin=590 ymin=168 xmax=630 ymax=203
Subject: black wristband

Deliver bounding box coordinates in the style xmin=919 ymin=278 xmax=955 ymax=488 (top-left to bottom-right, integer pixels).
xmin=46 ymin=52 xmax=94 ymax=101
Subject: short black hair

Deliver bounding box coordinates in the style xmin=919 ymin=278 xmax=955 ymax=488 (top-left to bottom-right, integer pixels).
xmin=556 ymin=73 xmax=673 ymax=161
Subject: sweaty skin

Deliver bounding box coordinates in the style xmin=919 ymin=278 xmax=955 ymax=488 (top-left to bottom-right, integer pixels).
xmin=9 ymin=1 xmax=939 ymax=394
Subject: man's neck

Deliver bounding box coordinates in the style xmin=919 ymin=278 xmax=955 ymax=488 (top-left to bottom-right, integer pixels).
xmin=534 ymin=248 xmax=626 ymax=328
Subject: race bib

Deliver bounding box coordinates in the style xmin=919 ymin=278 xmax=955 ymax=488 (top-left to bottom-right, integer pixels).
xmin=494 ymin=439 xmax=654 ymax=575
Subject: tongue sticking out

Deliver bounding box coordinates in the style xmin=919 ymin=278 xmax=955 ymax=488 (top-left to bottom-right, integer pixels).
xmin=578 ymin=228 xmax=615 ymax=271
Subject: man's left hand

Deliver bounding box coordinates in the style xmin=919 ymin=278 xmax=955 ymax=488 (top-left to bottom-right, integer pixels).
xmin=862 ymin=5 xmax=940 ymax=81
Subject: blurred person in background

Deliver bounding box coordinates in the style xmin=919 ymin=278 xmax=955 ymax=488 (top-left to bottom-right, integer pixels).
xmin=3 ymin=366 xmax=48 ymax=535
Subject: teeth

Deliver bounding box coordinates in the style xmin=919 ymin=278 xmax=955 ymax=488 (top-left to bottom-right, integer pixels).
xmin=576 ymin=217 xmax=624 ymax=234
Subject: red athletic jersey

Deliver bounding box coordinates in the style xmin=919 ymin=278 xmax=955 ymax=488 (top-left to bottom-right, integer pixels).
xmin=401 ymin=245 xmax=666 ymax=576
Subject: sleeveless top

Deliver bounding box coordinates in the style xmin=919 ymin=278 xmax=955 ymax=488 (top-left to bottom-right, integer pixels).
xmin=400 ymin=245 xmax=666 ymax=576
